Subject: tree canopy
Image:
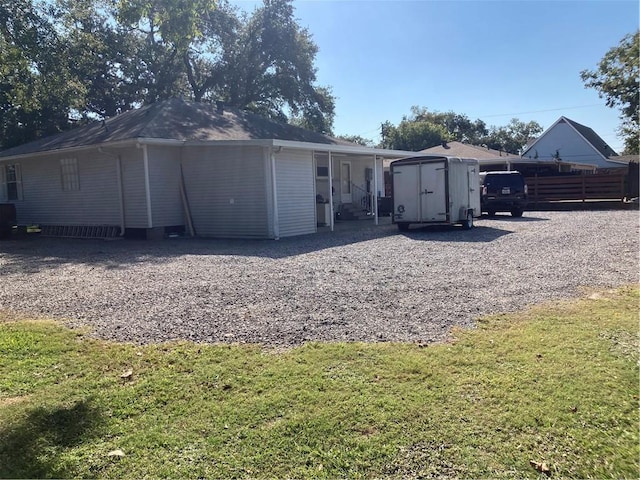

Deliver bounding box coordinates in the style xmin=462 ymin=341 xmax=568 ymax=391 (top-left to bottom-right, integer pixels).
xmin=581 ymin=31 xmax=639 ymax=155
xmin=380 ymin=106 xmax=542 ymax=154
xmin=0 ymin=0 xmax=335 ymax=149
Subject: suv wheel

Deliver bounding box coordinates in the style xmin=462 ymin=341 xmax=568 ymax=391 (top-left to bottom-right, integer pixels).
xmin=487 ymin=210 xmax=496 ymax=217
xmin=511 ymin=208 xmax=524 ymax=218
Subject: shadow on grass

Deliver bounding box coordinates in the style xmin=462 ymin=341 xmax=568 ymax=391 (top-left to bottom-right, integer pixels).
xmin=0 ymin=399 xmax=104 ymax=478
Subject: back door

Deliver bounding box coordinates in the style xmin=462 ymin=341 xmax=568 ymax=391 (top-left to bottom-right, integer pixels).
xmin=392 ymin=164 xmax=420 ymax=222
xmin=420 ymin=161 xmax=447 ymax=222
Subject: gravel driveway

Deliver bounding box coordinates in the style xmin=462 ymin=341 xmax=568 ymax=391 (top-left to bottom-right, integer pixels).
xmin=0 ymin=210 xmax=637 ymax=347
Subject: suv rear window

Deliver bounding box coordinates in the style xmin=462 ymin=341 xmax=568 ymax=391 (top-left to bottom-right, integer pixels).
xmin=482 ymin=173 xmax=525 ymax=190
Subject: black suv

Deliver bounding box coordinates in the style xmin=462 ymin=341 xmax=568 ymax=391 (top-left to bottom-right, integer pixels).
xmin=480 ymin=171 xmax=528 ymax=217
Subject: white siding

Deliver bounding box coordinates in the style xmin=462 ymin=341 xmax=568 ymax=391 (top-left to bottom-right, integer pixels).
xmin=3 ymin=151 xmax=121 ymax=226
xmin=523 ymin=122 xmax=613 ymax=168
xmin=120 ymin=148 xmax=149 ymax=228
xmin=182 ymin=145 xmax=269 ymax=238
xmin=147 ymin=145 xmax=183 ymax=226
xmin=275 ymin=149 xmax=316 ymax=237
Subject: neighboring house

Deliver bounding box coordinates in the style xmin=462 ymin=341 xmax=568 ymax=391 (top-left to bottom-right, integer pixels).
xmin=0 ymin=99 xmax=412 ymax=239
xmin=420 ymin=141 xmax=520 ymax=161
xmin=420 ymin=140 xmax=596 ymax=175
xmin=521 ymin=116 xmax=627 ymax=170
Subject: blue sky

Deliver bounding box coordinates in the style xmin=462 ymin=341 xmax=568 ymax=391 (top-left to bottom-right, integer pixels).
xmin=236 ymin=0 xmax=639 ymax=153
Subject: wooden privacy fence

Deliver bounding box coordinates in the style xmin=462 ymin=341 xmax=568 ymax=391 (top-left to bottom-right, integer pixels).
xmin=525 ymin=173 xmax=627 ymax=203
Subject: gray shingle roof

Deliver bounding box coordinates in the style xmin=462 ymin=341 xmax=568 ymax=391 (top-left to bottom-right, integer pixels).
xmin=0 ymin=98 xmax=353 ymax=158
xmin=421 ymin=141 xmax=520 ymax=159
xmin=561 ymin=117 xmax=618 ymax=158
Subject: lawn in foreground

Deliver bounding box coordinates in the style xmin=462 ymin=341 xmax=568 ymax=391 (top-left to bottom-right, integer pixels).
xmin=0 ymin=286 xmax=638 ymax=479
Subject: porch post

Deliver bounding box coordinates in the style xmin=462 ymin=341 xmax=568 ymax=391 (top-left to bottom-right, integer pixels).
xmin=373 ymin=155 xmax=379 ymax=225
xmin=328 ymin=151 xmax=334 ymax=231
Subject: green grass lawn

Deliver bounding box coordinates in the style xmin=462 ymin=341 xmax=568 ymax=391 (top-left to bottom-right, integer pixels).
xmin=1 ymin=286 xmax=638 ymax=479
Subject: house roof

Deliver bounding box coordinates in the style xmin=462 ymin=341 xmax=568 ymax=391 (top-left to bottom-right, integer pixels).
xmin=611 ymin=154 xmax=639 ymax=164
xmin=562 ymin=117 xmax=618 ymax=158
xmin=420 ymin=141 xmax=520 ymax=159
xmin=0 ymin=98 xmax=355 ymax=158
xmin=522 ymin=116 xmax=618 ymax=160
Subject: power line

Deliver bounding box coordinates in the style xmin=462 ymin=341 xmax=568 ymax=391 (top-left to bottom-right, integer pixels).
xmin=477 ymin=104 xmax=605 ymax=118
xmin=351 ymin=103 xmax=612 ymax=138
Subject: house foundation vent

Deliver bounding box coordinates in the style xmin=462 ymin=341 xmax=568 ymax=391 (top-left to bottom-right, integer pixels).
xmin=40 ymin=225 xmax=121 ymax=239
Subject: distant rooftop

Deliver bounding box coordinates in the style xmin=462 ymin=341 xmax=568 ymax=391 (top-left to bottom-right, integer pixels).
xmin=421 ymin=141 xmax=520 ymax=159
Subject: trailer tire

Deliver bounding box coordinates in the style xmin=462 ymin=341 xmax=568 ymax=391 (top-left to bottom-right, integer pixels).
xmin=462 ymin=213 xmax=474 ymax=230
xmin=397 ymin=222 xmax=410 ymax=232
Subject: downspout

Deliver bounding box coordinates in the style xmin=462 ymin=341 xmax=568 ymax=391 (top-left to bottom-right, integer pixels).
xmin=270 ymin=147 xmax=280 ymax=240
xmin=141 ymin=143 xmax=153 ymax=228
xmin=178 ymin=146 xmax=196 ymax=237
xmin=328 ymin=151 xmax=334 ymax=231
xmin=98 ymin=147 xmax=126 ymax=236
xmin=373 ymin=155 xmax=379 ymax=226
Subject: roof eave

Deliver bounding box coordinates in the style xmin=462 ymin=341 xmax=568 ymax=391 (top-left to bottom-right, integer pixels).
xmin=0 ymin=138 xmax=147 ymax=162
xmin=271 ymin=139 xmax=415 ymax=157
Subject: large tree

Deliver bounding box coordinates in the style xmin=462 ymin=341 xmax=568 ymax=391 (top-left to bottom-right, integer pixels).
xmin=581 ymin=31 xmax=639 ymax=154
xmin=0 ymin=0 xmax=336 ymax=150
xmin=480 ymin=118 xmax=543 ymax=154
xmin=201 ymin=0 xmax=335 ymax=133
xmin=379 ymin=106 xmax=539 ymax=153
xmin=380 ymin=117 xmax=448 ymax=151
xmin=0 ymin=0 xmax=83 ymax=149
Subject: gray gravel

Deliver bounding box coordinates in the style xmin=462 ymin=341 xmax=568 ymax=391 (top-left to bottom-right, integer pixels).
xmin=0 ymin=210 xmax=637 ymax=347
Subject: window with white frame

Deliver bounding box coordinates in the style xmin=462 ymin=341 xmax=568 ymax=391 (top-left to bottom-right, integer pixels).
xmin=3 ymin=164 xmax=23 ymax=201
xmin=60 ymin=158 xmax=80 ymax=191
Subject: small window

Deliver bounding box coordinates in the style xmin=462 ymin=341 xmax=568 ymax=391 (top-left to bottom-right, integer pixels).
xmin=4 ymin=164 xmax=23 ymax=200
xmin=60 ymin=158 xmax=80 ymax=191
xmin=316 ymin=166 xmax=329 ymax=178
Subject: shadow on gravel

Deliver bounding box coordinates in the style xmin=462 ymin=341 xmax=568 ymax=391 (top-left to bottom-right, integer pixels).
xmin=0 ymin=221 xmax=517 ymax=272
xmin=479 ymin=214 xmax=550 ymax=222
xmin=399 ymin=225 xmax=513 ymax=242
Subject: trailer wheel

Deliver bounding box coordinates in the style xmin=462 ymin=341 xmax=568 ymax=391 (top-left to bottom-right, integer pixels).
xmin=397 ymin=222 xmax=410 ymax=232
xmin=462 ymin=213 xmax=474 ymax=230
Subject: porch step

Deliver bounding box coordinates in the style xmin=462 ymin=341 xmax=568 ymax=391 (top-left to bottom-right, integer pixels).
xmin=340 ymin=203 xmax=373 ymax=220
xmin=40 ymin=225 xmax=121 ymax=239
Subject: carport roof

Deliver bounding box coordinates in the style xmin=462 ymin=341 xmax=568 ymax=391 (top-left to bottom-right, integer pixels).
xmin=0 ymin=98 xmax=377 ymax=159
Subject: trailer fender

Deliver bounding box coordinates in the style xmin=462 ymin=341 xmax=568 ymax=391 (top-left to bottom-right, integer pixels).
xmin=459 ymin=206 xmax=475 ymax=220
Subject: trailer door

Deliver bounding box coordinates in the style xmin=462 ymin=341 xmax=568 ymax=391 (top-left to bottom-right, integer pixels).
xmin=392 ymin=164 xmax=420 ymax=222
xmin=420 ymin=162 xmax=447 ymax=222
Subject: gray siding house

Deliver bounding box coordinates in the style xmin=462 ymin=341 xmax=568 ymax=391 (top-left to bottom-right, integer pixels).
xmin=0 ymin=99 xmax=411 ymax=239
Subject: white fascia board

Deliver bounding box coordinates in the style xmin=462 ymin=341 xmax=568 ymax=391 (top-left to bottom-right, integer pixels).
xmin=182 ymin=138 xmax=415 ymax=158
xmin=271 ymin=139 xmax=414 ymax=158
xmin=135 ymin=138 xmax=185 ymax=147
xmin=0 ymin=139 xmax=142 ymax=162
xmin=183 ymin=139 xmax=274 ymax=148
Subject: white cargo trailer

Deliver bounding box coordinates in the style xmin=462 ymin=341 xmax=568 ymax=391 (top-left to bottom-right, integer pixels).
xmin=391 ymin=155 xmax=481 ymax=231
